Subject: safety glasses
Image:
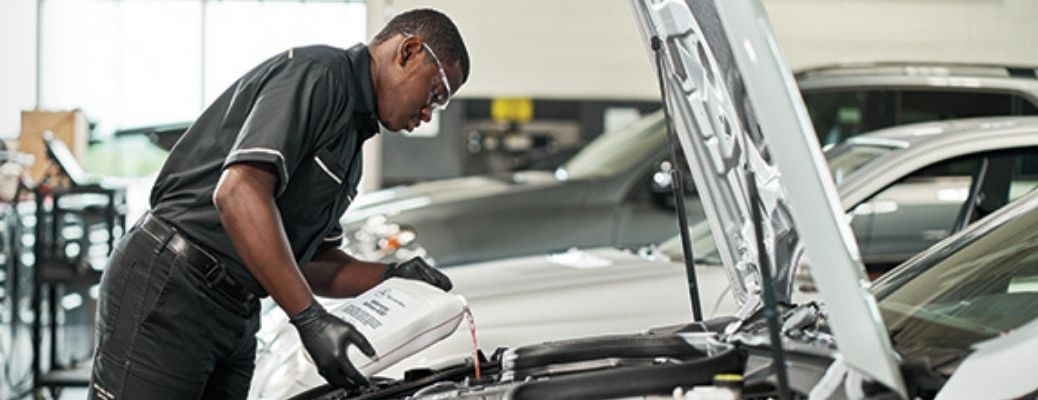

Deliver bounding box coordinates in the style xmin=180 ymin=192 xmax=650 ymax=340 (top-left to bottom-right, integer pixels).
xmin=420 ymin=42 xmax=452 ymax=112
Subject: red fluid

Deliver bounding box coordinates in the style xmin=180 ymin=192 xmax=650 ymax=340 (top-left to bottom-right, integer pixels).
xmin=464 ymin=307 xmax=481 ymax=379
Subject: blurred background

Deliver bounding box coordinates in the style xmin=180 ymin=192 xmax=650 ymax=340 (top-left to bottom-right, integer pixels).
xmin=1 ymin=0 xmax=1038 ymax=398
xmin=2 ymin=0 xmax=1036 ymax=190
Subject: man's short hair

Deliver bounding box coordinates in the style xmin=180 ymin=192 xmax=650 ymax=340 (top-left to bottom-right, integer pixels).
xmin=373 ymin=8 xmax=471 ymax=84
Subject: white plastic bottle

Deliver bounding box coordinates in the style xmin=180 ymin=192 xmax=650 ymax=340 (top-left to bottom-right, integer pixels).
xmin=250 ymin=279 xmax=467 ymax=399
xmin=330 ymin=277 xmax=469 ymax=376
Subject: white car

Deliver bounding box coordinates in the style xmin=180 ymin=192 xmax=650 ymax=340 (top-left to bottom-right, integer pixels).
xmin=248 ymin=113 xmax=1038 ymax=398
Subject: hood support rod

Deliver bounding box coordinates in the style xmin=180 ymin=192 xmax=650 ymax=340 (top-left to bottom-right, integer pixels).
xmin=746 ymin=169 xmax=791 ymax=400
xmin=651 ymin=35 xmax=703 ymax=322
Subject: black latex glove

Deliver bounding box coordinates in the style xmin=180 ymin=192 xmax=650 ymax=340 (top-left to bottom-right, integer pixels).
xmin=383 ymin=257 xmax=453 ymax=292
xmin=290 ymin=301 xmax=376 ymax=388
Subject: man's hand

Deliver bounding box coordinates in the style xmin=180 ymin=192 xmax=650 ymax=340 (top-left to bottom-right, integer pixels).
xmin=383 ymin=257 xmax=453 ymax=291
xmin=291 ymin=301 xmax=376 ymax=388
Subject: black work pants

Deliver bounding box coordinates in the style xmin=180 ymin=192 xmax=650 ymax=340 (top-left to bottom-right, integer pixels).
xmin=88 ymin=223 xmax=260 ymax=400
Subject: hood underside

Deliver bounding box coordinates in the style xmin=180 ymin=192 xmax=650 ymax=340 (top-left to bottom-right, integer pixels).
xmin=630 ymin=0 xmax=906 ymax=395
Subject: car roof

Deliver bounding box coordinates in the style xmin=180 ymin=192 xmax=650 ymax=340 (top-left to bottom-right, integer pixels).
xmin=796 ymin=61 xmax=1038 ymax=81
xmin=848 ymin=115 xmax=1038 ymax=146
xmin=795 ymin=62 xmax=1038 ymax=98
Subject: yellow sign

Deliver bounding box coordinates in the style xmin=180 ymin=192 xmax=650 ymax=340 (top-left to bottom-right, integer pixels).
xmin=491 ymin=97 xmax=533 ymax=123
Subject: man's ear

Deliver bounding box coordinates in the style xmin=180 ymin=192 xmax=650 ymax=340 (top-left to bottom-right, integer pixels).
xmin=396 ymin=35 xmax=423 ymax=68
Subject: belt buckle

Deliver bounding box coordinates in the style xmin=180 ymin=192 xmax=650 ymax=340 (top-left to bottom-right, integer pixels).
xmin=203 ymin=262 xmax=228 ymax=289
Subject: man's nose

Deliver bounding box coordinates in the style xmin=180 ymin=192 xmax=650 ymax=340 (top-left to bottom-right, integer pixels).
xmin=420 ymin=107 xmax=433 ymax=122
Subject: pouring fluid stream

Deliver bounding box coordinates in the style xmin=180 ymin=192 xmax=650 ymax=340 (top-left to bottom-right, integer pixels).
xmin=464 ymin=306 xmax=481 ymax=380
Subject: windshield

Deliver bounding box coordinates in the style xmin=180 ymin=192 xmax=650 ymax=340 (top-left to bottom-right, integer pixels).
xmin=825 ymin=143 xmax=896 ymax=185
xmin=658 ymin=223 xmax=719 ymax=264
xmin=557 ymin=112 xmax=666 ymax=180
xmin=875 ymin=202 xmax=1038 ymax=366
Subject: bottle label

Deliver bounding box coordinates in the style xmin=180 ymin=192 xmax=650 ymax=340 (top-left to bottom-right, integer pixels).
xmin=334 ymin=285 xmax=417 ymax=334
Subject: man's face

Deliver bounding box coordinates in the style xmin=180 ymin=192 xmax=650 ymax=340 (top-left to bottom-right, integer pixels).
xmin=377 ymin=37 xmax=464 ymax=132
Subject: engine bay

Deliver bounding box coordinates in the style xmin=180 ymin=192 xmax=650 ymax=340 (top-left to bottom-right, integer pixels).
xmin=287 ymin=312 xmax=846 ymax=400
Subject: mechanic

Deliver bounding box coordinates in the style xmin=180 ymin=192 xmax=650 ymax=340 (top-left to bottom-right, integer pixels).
xmin=88 ymin=8 xmax=469 ymax=400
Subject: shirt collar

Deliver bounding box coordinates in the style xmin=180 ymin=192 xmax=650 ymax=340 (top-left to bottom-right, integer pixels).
xmin=345 ymin=44 xmax=380 ymax=140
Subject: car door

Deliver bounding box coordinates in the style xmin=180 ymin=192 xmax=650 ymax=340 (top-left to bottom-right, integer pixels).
xmin=851 ymin=147 xmax=1038 ymax=274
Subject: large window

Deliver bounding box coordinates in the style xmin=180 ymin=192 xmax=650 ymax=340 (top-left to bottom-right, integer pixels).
xmin=35 ymin=0 xmax=365 ymax=137
xmin=0 ymin=0 xmax=38 ymax=138
xmin=41 ymin=0 xmax=200 ymax=134
xmin=204 ymin=1 xmax=366 ymax=103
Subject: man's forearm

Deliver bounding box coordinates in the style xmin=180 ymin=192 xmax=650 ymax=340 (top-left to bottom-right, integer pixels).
xmin=304 ymin=248 xmax=387 ymax=298
xmin=215 ymin=163 xmax=314 ymax=316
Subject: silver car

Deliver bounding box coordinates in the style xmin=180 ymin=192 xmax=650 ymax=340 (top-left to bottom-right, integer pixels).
xmin=830 ymin=117 xmax=1038 ymax=273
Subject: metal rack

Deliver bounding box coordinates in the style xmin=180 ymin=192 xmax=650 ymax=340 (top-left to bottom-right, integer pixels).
xmin=13 ymin=136 xmax=127 ymax=399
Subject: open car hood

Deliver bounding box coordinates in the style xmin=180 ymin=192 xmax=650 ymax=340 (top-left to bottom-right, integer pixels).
xmin=631 ymin=0 xmax=906 ymax=395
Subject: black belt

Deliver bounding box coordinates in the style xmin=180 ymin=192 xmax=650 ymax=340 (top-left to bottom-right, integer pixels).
xmin=136 ymin=212 xmax=258 ymax=315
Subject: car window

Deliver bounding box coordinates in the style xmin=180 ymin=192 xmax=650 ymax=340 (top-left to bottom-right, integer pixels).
xmin=802 ymin=90 xmax=896 ymax=147
xmin=853 ymin=148 xmax=1038 ymax=274
xmin=557 ymin=113 xmax=666 ymax=180
xmin=851 ymin=156 xmax=978 ymax=272
xmin=1020 ymin=97 xmax=1038 ymax=114
xmin=877 ymin=205 xmax=1038 ymax=363
xmin=1010 ymin=152 xmax=1038 ymax=201
xmin=899 ymin=91 xmax=1018 ymax=124
xmin=803 ymin=89 xmax=1038 ymax=147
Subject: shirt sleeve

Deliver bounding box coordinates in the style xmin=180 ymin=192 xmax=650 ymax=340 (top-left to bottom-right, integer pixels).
xmin=223 ymin=56 xmax=344 ymax=197
xmin=322 ymin=223 xmax=345 ymax=247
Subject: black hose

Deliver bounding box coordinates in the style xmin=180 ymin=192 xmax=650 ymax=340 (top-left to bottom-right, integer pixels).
xmin=512 ymin=346 xmax=745 ymax=400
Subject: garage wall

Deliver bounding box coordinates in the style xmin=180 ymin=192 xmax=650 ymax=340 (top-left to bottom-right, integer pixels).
xmin=367 ymin=0 xmax=658 ymax=100
xmin=367 ymin=0 xmax=1038 ymax=100
xmin=767 ymin=0 xmax=1038 ymax=71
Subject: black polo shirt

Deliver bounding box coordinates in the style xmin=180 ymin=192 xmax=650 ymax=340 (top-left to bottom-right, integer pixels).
xmin=149 ymin=44 xmax=380 ymax=297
